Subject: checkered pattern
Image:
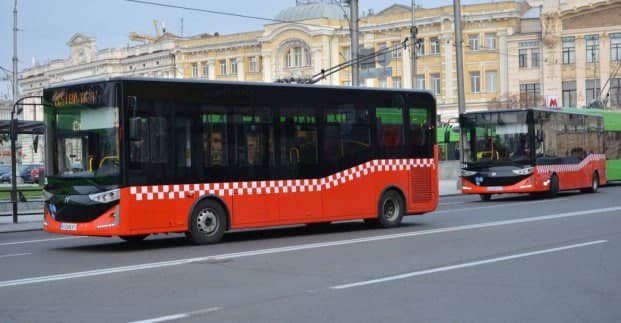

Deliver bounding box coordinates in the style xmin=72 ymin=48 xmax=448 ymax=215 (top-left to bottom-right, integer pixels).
xmin=129 ymin=158 xmax=434 ymax=201
xmin=536 ymin=154 xmax=606 ymax=174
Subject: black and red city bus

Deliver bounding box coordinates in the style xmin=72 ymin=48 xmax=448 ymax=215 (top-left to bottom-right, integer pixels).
xmin=43 ymin=78 xmax=438 ymax=244
xmin=460 ymin=108 xmax=606 ymax=200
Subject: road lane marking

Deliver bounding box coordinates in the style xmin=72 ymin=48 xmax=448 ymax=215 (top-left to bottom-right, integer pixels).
xmin=433 ymin=197 xmax=569 ymax=214
xmin=129 ymin=307 xmax=221 ymax=323
xmin=331 ymin=240 xmax=607 ymax=290
xmin=0 ymin=206 xmax=619 ymax=289
xmin=0 ymin=252 xmax=31 ymax=259
xmin=0 ymin=236 xmax=83 ymax=247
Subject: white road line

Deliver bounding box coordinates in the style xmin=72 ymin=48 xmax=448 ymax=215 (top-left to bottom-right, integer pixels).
xmin=433 ymin=198 xmax=569 ymax=214
xmin=0 ymin=206 xmax=619 ymax=289
xmin=0 ymin=236 xmax=83 ymax=247
xmin=0 ymin=252 xmax=31 ymax=259
xmin=331 ymin=240 xmax=607 ymax=290
xmin=129 ymin=307 xmax=221 ymax=323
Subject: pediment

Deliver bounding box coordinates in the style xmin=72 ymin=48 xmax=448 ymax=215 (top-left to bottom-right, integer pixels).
xmin=377 ymin=4 xmax=412 ymax=16
xmin=66 ymin=33 xmax=94 ymax=47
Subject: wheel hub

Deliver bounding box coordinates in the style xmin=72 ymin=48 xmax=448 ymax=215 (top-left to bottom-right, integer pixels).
xmin=383 ymin=199 xmax=399 ymax=221
xmin=196 ymin=208 xmax=218 ymax=235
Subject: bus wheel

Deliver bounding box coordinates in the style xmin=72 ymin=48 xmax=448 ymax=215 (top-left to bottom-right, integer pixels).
xmin=119 ymin=235 xmax=148 ymax=243
xmin=581 ymin=172 xmax=599 ymax=193
xmin=479 ymin=194 xmax=492 ymax=201
xmin=547 ymin=174 xmax=559 ymax=198
xmin=187 ymin=200 xmax=227 ymax=245
xmin=375 ymin=190 xmax=404 ymax=228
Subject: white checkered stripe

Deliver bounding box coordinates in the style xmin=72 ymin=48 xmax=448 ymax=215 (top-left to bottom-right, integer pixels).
xmin=129 ymin=158 xmax=434 ymax=201
xmin=536 ymin=154 xmax=606 ymax=174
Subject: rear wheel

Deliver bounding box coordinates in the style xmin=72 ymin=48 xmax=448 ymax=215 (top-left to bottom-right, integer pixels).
xmin=479 ymin=194 xmax=492 ymax=201
xmin=547 ymin=174 xmax=559 ymax=198
xmin=187 ymin=200 xmax=227 ymax=245
xmin=373 ymin=190 xmax=405 ymax=228
xmin=581 ymin=172 xmax=599 ymax=193
xmin=119 ymin=235 xmax=148 ymax=243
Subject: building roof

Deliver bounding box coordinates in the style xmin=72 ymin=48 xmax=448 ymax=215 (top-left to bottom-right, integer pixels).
xmin=275 ymin=1 xmax=345 ymax=22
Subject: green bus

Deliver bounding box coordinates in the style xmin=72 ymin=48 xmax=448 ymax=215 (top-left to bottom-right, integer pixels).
xmin=564 ymin=108 xmax=621 ymax=181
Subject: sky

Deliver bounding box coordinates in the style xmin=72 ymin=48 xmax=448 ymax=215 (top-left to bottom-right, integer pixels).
xmin=0 ymin=0 xmax=489 ymax=99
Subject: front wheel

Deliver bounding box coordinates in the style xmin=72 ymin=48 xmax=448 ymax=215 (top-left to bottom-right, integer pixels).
xmin=187 ymin=200 xmax=227 ymax=245
xmin=547 ymin=174 xmax=559 ymax=198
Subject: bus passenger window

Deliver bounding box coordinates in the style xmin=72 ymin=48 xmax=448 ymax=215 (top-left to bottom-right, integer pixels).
xmin=279 ymin=109 xmax=318 ymax=166
xmin=376 ymin=107 xmax=404 ymax=157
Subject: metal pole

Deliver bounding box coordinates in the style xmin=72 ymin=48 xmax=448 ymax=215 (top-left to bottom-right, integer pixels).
xmin=350 ymin=0 xmax=359 ymax=86
xmin=11 ymin=0 xmax=19 ymax=224
xmin=411 ymin=0 xmax=417 ymax=89
xmin=453 ymin=0 xmax=466 ymax=165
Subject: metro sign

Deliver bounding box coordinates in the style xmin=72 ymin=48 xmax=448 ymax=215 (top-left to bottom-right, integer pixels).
xmin=546 ymin=96 xmax=560 ymax=108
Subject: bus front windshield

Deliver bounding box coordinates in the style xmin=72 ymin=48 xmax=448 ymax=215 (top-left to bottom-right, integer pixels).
xmin=45 ymin=85 xmax=120 ymax=185
xmin=461 ymin=112 xmax=531 ymax=166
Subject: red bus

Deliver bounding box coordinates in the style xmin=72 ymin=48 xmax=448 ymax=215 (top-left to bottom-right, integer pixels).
xmin=460 ymin=109 xmax=606 ymax=200
xmin=43 ymin=78 xmax=438 ymax=244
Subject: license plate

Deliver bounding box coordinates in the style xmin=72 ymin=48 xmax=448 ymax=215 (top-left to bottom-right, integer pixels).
xmin=487 ymin=186 xmax=503 ymax=192
xmin=60 ymin=223 xmax=77 ymax=231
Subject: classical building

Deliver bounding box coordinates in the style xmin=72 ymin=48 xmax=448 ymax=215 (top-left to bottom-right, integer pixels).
xmin=508 ymin=0 xmax=621 ymax=109
xmin=176 ymin=0 xmax=529 ymax=120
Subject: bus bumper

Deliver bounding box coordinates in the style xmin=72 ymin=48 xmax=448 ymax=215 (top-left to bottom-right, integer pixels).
xmin=43 ymin=204 xmax=123 ymax=237
xmin=461 ymin=176 xmax=546 ymax=195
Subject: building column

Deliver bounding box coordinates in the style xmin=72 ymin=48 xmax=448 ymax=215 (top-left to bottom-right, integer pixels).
xmin=312 ymin=47 xmax=324 ymax=84
xmin=499 ymin=31 xmax=509 ymax=100
xmin=575 ymin=35 xmax=586 ymax=107
xmin=600 ymin=32 xmax=611 ymax=107
xmin=402 ymin=45 xmax=412 ymax=88
xmin=237 ymin=57 xmax=245 ymax=82
xmin=442 ymin=33 xmax=454 ymax=104
xmin=207 ymin=59 xmax=216 ymax=80
xmin=262 ymin=51 xmax=272 ymax=82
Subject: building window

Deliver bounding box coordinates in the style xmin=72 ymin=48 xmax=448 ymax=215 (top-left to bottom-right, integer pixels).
xmin=586 ymin=79 xmax=601 ymax=106
xmin=431 ymin=74 xmax=441 ymax=96
xmin=416 ymin=75 xmax=425 ymax=89
xmin=231 ymin=59 xmax=238 ymax=75
xmin=610 ymin=33 xmax=621 ymax=62
xmin=249 ymin=57 xmax=258 ymax=72
xmin=486 ymin=71 xmax=497 ymax=93
xmin=520 ymin=83 xmax=541 ymax=108
xmin=392 ymin=41 xmax=402 ymax=58
xmin=379 ymin=79 xmax=387 ymax=88
xmin=305 ymin=49 xmax=312 ymax=66
xmin=485 ymin=33 xmax=496 ymax=50
xmin=202 ymin=62 xmax=209 ymax=78
xmin=586 ymin=35 xmax=599 ymax=63
xmin=416 ymin=40 xmax=425 ymax=57
xmin=294 ymin=47 xmax=302 ymax=67
xmin=219 ymin=60 xmax=227 ymax=75
xmin=468 ymin=34 xmax=479 ymax=51
xmin=562 ymin=81 xmax=577 ymax=107
xmin=562 ymin=36 xmax=576 ymax=64
xmin=191 ymin=63 xmax=198 ymax=78
xmin=519 ymin=49 xmax=528 ymax=68
xmin=531 ymin=48 xmax=540 ymax=68
xmin=393 ymin=77 xmax=401 ymax=88
xmin=343 ymin=46 xmax=351 ymax=61
xmin=430 ymin=37 xmax=440 ymax=55
xmin=611 ymin=78 xmax=621 ymax=108
xmin=286 ymin=49 xmax=292 ymax=67
xmin=470 ymin=72 xmax=480 ymax=93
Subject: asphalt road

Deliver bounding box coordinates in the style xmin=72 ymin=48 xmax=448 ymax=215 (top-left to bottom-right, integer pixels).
xmin=1 ymin=185 xmax=620 ymax=323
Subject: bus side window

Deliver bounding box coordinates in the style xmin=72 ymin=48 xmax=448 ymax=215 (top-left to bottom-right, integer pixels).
xmin=279 ymin=108 xmax=318 ymax=167
xmin=376 ymin=107 xmax=404 ymax=158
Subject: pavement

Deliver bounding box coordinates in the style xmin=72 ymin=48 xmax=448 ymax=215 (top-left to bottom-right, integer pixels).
xmin=0 ymin=179 xmax=462 ymax=234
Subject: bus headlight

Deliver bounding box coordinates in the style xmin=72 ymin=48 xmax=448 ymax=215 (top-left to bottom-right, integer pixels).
xmin=461 ymin=170 xmax=477 ymax=177
xmin=89 ymin=189 xmax=120 ymax=203
xmin=512 ymin=167 xmax=533 ymax=175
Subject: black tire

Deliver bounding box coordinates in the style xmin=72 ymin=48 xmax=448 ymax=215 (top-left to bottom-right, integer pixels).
xmin=187 ymin=200 xmax=227 ymax=245
xmin=375 ymin=189 xmax=405 ymax=228
xmin=479 ymin=194 xmax=492 ymax=201
xmin=581 ymin=172 xmax=599 ymax=193
xmin=119 ymin=234 xmax=148 ymax=243
xmin=547 ymin=174 xmax=559 ymax=198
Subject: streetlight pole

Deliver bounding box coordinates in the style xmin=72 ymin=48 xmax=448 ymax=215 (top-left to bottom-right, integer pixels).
xmin=453 ymin=0 xmax=466 ymax=166
xmin=411 ymin=0 xmax=417 ymax=89
xmin=350 ymin=0 xmax=359 ymax=86
xmin=11 ymin=0 xmax=19 ymax=224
